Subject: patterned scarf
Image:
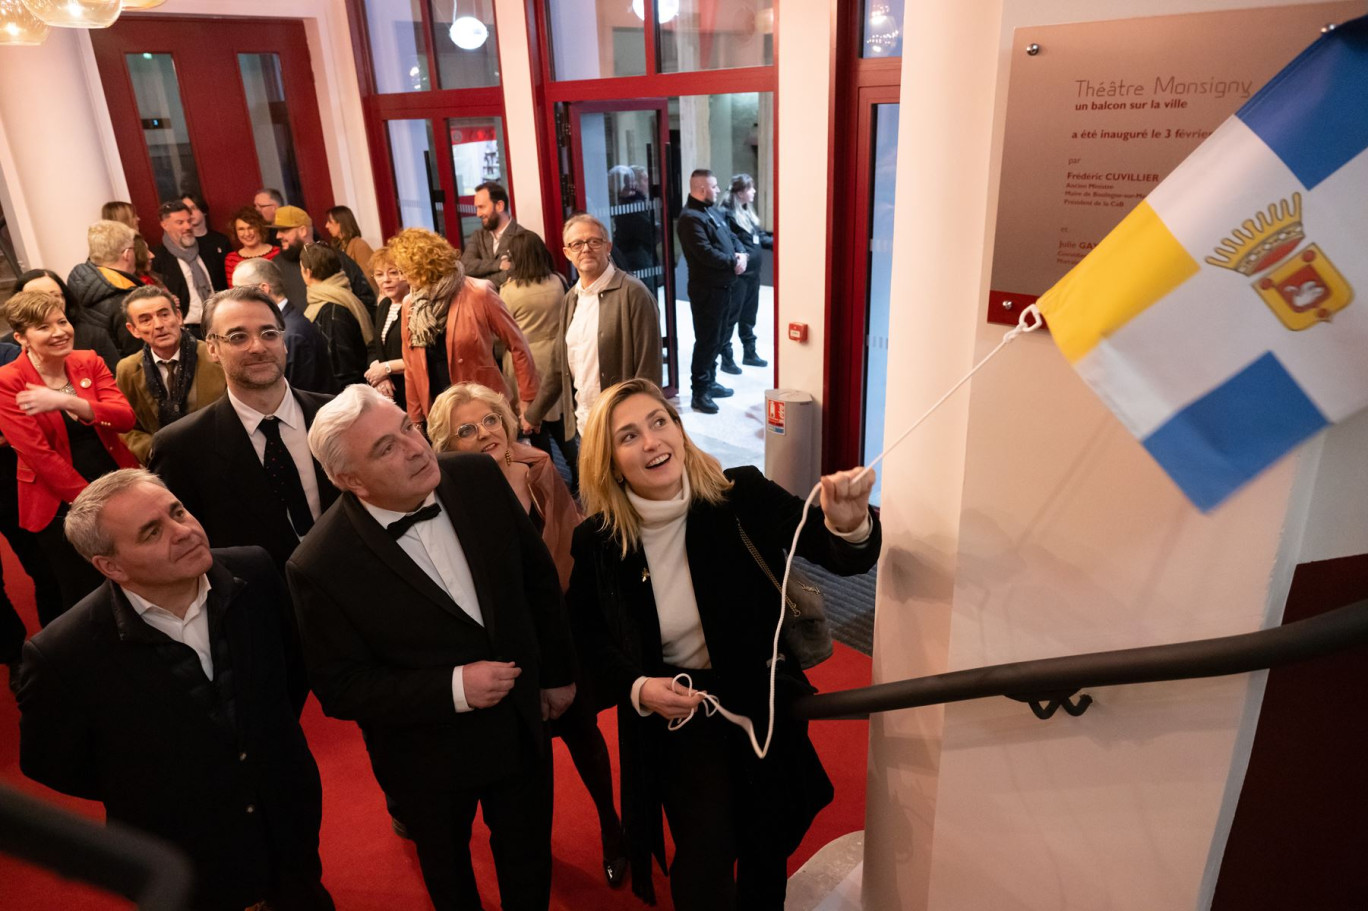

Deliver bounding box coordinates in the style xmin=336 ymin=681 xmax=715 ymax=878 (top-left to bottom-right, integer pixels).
xmin=141 ymin=332 xmax=198 ymax=428
xmin=407 ymin=271 xmax=464 ymax=348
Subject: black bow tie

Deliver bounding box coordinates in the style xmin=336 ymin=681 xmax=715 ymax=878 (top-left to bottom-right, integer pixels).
xmin=386 ymin=503 xmax=442 ymax=538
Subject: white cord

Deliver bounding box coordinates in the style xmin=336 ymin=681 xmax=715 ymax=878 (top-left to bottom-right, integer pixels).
xmin=670 ymin=305 xmax=1044 ymax=758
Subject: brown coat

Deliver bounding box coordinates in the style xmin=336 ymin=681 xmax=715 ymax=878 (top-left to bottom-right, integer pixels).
xmin=114 ymin=341 xmax=227 ymax=463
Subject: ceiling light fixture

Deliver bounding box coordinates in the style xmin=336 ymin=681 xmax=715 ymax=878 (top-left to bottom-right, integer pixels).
xmin=632 ymin=0 xmax=680 ymax=25
xmin=20 ymin=0 xmax=122 ymax=29
xmin=0 ymin=0 xmax=48 ymax=44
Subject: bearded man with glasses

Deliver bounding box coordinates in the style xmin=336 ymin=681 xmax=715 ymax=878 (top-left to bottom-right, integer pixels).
xmin=523 ymin=213 xmax=662 ymax=445
xmin=150 ymin=287 xmax=338 ymax=570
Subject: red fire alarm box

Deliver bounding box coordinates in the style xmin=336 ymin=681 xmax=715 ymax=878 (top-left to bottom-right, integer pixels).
xmin=787 ymin=322 xmax=808 ymax=342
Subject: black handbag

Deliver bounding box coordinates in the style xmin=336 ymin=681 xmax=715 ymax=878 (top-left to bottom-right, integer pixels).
xmin=736 ymin=520 xmax=833 ymax=668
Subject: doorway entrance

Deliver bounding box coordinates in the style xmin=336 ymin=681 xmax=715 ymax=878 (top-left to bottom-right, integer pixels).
xmin=564 ymin=99 xmax=678 ymax=396
xmin=90 ymin=15 xmax=334 ymax=246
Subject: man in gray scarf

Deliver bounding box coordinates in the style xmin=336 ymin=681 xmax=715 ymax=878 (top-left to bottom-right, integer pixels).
xmin=151 ymin=199 xmax=227 ymax=337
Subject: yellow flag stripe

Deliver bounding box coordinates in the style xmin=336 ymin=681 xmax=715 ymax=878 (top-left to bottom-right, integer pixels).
xmin=1037 ymin=201 xmax=1200 ymax=363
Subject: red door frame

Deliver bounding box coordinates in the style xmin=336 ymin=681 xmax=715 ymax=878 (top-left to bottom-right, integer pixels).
xmin=526 ymin=0 xmax=781 ymax=393
xmin=344 ymin=0 xmax=514 ymax=247
xmin=91 ymin=14 xmax=334 ymax=248
xmin=565 ymin=97 xmax=679 ymax=396
xmin=823 ymin=0 xmax=901 ymax=474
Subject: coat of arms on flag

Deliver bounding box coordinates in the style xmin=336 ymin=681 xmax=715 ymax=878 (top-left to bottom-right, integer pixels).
xmin=1036 ymin=15 xmax=1368 ymax=511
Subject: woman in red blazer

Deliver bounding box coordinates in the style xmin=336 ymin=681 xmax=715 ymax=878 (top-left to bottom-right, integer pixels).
xmin=0 ymin=291 xmax=138 ymax=623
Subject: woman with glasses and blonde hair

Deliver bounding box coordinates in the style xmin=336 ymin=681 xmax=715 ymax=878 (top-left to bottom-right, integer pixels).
xmin=427 ymin=380 xmax=628 ymax=886
xmin=0 ymin=292 xmax=138 ymax=622
xmin=567 ymin=377 xmax=880 ymax=909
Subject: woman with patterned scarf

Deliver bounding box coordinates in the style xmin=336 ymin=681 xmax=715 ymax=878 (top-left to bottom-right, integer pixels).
xmin=386 ymin=227 xmax=539 ymax=430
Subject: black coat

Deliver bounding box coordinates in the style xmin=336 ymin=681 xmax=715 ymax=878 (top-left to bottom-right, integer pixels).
xmin=567 ymin=465 xmax=881 ymax=899
xmin=286 ymin=453 xmax=576 ymax=802
xmin=17 ymin=547 xmax=327 ymax=911
xmin=65 ymin=261 xmax=140 ymax=362
xmin=151 ymin=243 xmax=230 ymax=324
xmin=197 ymin=228 xmax=234 ymax=289
xmin=677 ymin=196 xmax=743 ymax=289
xmin=308 ymin=302 xmax=368 ymax=388
xmin=369 ymin=296 xmax=406 ymax=410
xmin=149 ymin=388 xmax=339 ymax=569
xmin=281 ymin=301 xmax=339 ymax=395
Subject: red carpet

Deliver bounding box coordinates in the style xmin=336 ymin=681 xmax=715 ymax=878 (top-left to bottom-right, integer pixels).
xmin=0 ymin=539 xmax=870 ymax=909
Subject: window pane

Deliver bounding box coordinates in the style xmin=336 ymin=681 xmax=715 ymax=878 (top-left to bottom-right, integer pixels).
xmin=238 ymin=54 xmax=304 ymax=208
xmin=861 ymin=103 xmax=900 ymax=507
xmin=861 ymin=0 xmax=904 ymax=58
xmin=448 ymin=117 xmax=507 ymax=243
xmin=545 ymin=0 xmax=646 ymax=81
xmin=658 ymin=0 xmax=773 ymax=74
xmin=364 ymin=0 xmax=432 ymax=94
xmin=124 ymin=52 xmax=201 ymax=202
xmin=430 ymin=0 xmax=500 ymax=89
xmin=576 ymin=109 xmax=666 ymax=297
xmin=387 ymin=119 xmax=446 ymax=235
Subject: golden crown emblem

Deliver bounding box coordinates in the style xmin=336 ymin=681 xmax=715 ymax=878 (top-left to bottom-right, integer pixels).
xmin=1206 ymin=193 xmax=1305 ymax=276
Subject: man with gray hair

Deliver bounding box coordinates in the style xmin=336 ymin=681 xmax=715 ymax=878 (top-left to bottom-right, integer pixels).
xmin=16 ymin=468 xmax=333 ymax=911
xmin=232 ymin=256 xmax=336 ymax=393
xmin=66 ymin=219 xmax=143 ymax=364
xmin=287 ymin=384 xmax=576 ymax=911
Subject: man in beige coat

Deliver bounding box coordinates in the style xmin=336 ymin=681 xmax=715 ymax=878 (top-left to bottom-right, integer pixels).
xmin=523 ymin=213 xmax=662 ymax=438
xmin=115 ymin=286 xmax=226 ymax=462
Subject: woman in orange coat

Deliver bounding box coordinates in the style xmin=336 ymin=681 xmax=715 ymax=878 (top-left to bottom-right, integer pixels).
xmin=386 ymin=227 xmax=539 ymax=428
xmin=0 ymin=292 xmax=138 ymax=622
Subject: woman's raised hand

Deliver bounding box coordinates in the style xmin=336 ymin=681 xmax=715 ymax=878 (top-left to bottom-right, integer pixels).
xmin=818 ymin=466 xmax=876 ymax=534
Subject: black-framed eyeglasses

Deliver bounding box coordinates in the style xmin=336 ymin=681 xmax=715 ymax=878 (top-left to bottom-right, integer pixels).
xmin=208 ymin=328 xmax=285 ymax=348
xmin=454 ymin=413 xmax=501 ymax=440
xmin=565 ymin=237 xmax=606 ymax=252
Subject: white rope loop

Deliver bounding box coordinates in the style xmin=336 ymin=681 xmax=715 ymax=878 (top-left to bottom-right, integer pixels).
xmin=669 ymin=305 xmax=1044 ymax=758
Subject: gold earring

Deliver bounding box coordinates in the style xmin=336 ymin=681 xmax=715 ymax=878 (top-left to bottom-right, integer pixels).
xmin=504 ymin=448 xmax=513 ymax=467
xmin=612 ymin=472 xmax=624 ymax=484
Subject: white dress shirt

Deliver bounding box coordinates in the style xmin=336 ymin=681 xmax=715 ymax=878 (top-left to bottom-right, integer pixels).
xmin=124 ymin=575 xmax=214 ymax=679
xmin=173 ymin=258 xmax=208 ymax=325
xmin=361 ymin=493 xmax=485 ymax=713
xmin=227 ymin=385 xmax=323 ymax=529
xmin=567 ymin=263 xmax=615 ymax=430
xmin=154 ymin=347 xmax=182 ymax=388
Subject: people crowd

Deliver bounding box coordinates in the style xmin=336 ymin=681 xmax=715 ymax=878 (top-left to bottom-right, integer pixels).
xmin=1 ymin=180 xmax=867 ymax=911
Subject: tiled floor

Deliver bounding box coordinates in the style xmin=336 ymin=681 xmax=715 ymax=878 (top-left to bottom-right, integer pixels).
xmin=669 ymin=284 xmax=774 ymax=472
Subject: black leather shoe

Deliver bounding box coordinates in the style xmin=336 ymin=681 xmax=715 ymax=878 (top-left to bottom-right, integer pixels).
xmin=691 ymin=394 xmax=719 ymax=414
xmin=708 ymin=382 xmax=733 ymax=398
xmin=603 ymin=854 xmax=628 ymax=888
xmin=719 ymin=356 xmax=742 ymax=375
xmin=742 ymin=350 xmax=768 ymax=367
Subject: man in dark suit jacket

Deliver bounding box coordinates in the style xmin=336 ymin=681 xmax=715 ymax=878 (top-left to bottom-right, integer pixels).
xmin=17 ymin=469 xmax=332 ymax=911
xmin=230 ymin=256 xmax=339 ymax=394
xmin=676 ymin=168 xmax=747 ymax=414
xmin=152 ymin=200 xmax=230 ymax=336
xmin=286 ymin=384 xmax=576 ymax=911
xmin=150 ymin=288 xmax=337 ymax=569
xmin=115 ymin=286 xmax=228 ymax=463
xmin=460 ymin=181 xmax=534 ymax=289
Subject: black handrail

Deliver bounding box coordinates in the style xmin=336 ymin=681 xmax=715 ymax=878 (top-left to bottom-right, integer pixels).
xmin=793 ymin=598 xmax=1368 ymax=721
xmin=0 ymin=784 xmax=194 ymax=910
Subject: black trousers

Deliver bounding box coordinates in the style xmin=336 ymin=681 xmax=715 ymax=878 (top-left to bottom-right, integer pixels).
xmin=395 ymin=750 xmax=554 ymax=911
xmin=688 ymin=282 xmax=735 ymax=397
xmin=723 ymin=268 xmax=762 ymax=356
xmin=657 ymin=710 xmax=789 ymax=911
xmin=34 ymin=511 xmax=105 ymax=625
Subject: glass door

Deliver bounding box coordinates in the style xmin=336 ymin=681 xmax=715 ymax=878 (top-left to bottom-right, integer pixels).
xmin=566 ymin=100 xmax=677 ymax=396
xmin=91 ymin=16 xmax=333 ymax=248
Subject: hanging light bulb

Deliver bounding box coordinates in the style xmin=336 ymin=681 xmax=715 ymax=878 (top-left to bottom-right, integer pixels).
xmin=449 ymin=14 xmax=488 ymax=50
xmin=1 ymin=0 xmax=49 ymax=44
xmin=20 ymin=0 xmax=122 ymax=29
xmin=631 ymin=0 xmax=680 ymax=24
xmin=121 ymin=0 xmax=168 ymax=9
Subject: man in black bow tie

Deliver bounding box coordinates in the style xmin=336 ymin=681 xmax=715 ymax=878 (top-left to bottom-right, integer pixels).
xmin=286 ymin=384 xmax=576 ymax=911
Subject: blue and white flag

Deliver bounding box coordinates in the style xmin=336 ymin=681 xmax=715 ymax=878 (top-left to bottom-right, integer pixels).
xmin=1037 ymin=16 xmax=1368 ymax=510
